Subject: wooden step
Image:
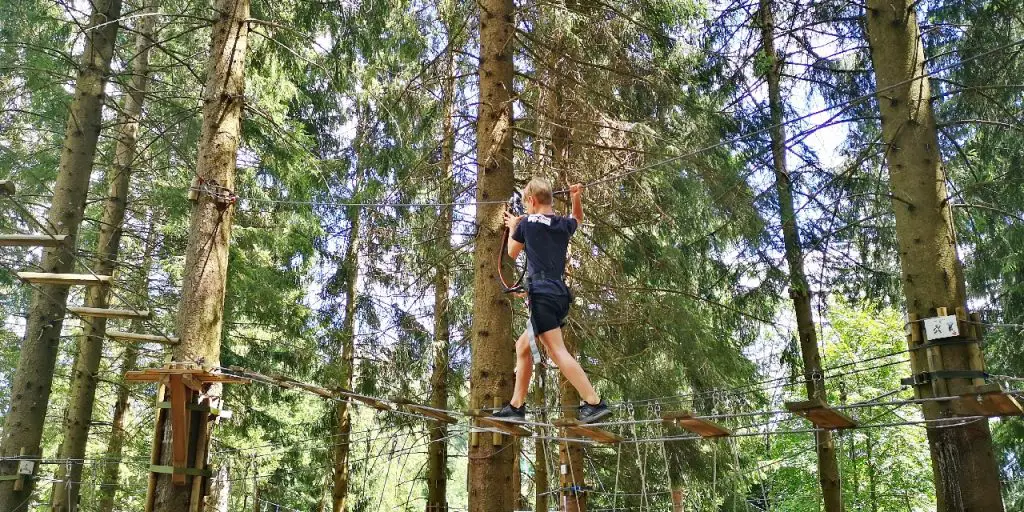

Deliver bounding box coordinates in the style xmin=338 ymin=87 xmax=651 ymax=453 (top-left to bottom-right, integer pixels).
xmin=954 ymin=384 xmax=1023 ymax=417
xmin=0 ymin=234 xmax=68 ymax=248
xmin=477 ymin=416 xmax=533 ymax=437
xmin=785 ymin=398 xmax=857 ymax=429
xmin=106 ymin=330 xmax=179 ymax=345
xmin=68 ymin=306 xmax=151 ymax=320
xmin=554 ymin=418 xmax=622 ymax=444
xmin=17 ymin=272 xmax=111 ymax=286
xmin=662 ymin=411 xmax=732 ymax=438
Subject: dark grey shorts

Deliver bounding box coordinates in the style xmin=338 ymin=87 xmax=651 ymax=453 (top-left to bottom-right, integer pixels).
xmin=529 ymin=293 xmax=570 ymax=335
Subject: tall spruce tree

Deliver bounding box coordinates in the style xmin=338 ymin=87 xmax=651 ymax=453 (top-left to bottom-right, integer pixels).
xmin=51 ymin=4 xmax=158 ymax=509
xmin=864 ymin=0 xmax=1004 ymax=509
xmin=757 ymin=0 xmax=843 ymax=509
xmin=0 ymin=0 xmax=123 ymax=506
xmin=151 ymin=0 xmax=249 ymax=508
xmin=469 ymin=0 xmax=518 ymax=509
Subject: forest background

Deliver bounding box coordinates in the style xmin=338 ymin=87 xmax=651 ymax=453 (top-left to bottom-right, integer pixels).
xmin=0 ymin=0 xmax=1022 ymax=510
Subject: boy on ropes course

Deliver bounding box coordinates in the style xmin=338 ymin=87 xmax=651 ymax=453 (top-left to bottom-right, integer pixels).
xmin=493 ymin=178 xmax=611 ymax=424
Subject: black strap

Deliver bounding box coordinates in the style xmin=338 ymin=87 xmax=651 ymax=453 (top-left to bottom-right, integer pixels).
xmin=901 ymin=370 xmax=988 ymax=386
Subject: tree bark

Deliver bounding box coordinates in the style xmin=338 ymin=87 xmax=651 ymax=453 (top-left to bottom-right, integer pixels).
xmin=0 ymin=0 xmax=123 ymax=507
xmin=469 ymin=0 xmax=517 ymax=509
xmin=331 ymin=166 xmax=361 ymax=512
xmin=151 ymin=0 xmax=249 ymax=509
xmin=757 ymin=2 xmax=844 ymax=511
xmin=864 ymin=1 xmax=1004 ymax=510
xmin=426 ymin=23 xmax=457 ymax=512
xmin=207 ymin=462 xmax=231 ymax=512
xmin=52 ymin=5 xmax=157 ymax=510
xmin=96 ymin=218 xmax=159 ymax=512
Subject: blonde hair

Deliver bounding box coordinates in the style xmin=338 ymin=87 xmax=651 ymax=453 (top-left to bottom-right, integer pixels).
xmin=523 ymin=178 xmax=553 ymax=205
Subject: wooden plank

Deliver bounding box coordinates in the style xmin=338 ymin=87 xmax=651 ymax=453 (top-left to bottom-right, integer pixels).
xmin=69 ymin=306 xmax=151 ymax=320
xmin=108 ymin=330 xmax=179 ymax=345
xmin=0 ymin=234 xmax=67 ymax=247
xmin=0 ymin=180 xmax=15 ymax=195
xmin=955 ymin=385 xmax=1024 ymax=417
xmin=928 ymin=307 xmax=951 ymax=397
xmin=661 ymin=411 xmax=732 ymax=438
xmin=145 ymin=382 xmax=167 ymax=512
xmin=963 ymin=310 xmax=986 ymax=387
xmin=477 ymin=416 xmax=533 ymax=437
xmin=785 ymin=398 xmax=857 ymax=430
xmin=17 ymin=272 xmax=111 ymax=286
xmin=907 ymin=313 xmax=926 ymax=400
xmin=341 ymin=390 xmax=394 ymax=411
xmin=554 ymin=418 xmax=622 ymax=444
xmin=168 ymin=375 xmax=189 ymax=486
xmin=189 ymin=400 xmax=212 ymax=512
xmin=399 ymin=403 xmax=458 ymax=424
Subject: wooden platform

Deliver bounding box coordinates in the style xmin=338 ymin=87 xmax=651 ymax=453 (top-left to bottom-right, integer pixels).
xmin=554 ymin=418 xmax=622 ymax=444
xmin=107 ymin=330 xmax=179 ymax=345
xmin=662 ymin=410 xmax=732 ymax=438
xmin=126 ymin=365 xmax=248 ymax=487
xmin=785 ymin=398 xmax=857 ymax=429
xmin=954 ymin=384 xmax=1023 ymax=417
xmin=477 ymin=416 xmax=533 ymax=437
xmin=17 ymin=272 xmax=111 ymax=286
xmin=0 ymin=234 xmax=68 ymax=248
xmin=70 ymin=306 xmax=151 ymax=320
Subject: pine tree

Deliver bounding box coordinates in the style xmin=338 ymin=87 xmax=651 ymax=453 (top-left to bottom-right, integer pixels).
xmin=151 ymin=0 xmax=249 ymax=508
xmin=757 ymin=0 xmax=843 ymax=509
xmin=468 ymin=0 xmax=518 ymax=509
xmin=51 ymin=4 xmax=158 ymax=509
xmin=864 ymin=0 xmax=1004 ymax=509
xmin=0 ymin=0 xmax=123 ymax=506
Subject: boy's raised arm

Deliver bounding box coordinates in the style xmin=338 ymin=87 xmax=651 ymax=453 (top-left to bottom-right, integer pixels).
xmin=570 ymin=183 xmax=584 ymax=224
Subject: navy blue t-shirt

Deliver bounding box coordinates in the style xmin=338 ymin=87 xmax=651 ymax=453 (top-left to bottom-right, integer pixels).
xmin=511 ymin=214 xmax=578 ymax=296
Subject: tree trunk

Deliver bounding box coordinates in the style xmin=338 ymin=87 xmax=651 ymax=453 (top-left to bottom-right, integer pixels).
xmin=331 ymin=170 xmax=361 ymax=512
xmin=559 ymin=328 xmax=587 ymax=512
xmin=0 ymin=0 xmax=123 ymax=507
xmin=864 ymin=1 xmax=1004 ymax=510
xmin=757 ymin=2 xmax=844 ymax=511
xmin=151 ymin=0 xmax=249 ymax=509
xmin=52 ymin=5 xmax=157 ymax=510
xmin=206 ymin=463 xmax=230 ymax=512
xmin=469 ymin=0 xmax=517 ymax=510
xmin=426 ymin=18 xmax=457 ymax=510
xmin=96 ymin=219 xmax=159 ymax=512
xmin=533 ymin=365 xmax=548 ymax=512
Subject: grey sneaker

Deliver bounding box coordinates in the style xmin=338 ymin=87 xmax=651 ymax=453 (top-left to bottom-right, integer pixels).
xmin=492 ymin=402 xmax=526 ymax=422
xmin=578 ymin=399 xmax=612 ymax=424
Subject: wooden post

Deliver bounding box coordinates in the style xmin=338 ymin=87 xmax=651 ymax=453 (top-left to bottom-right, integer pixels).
xmin=906 ymin=313 xmax=926 ymax=399
xmin=926 ymin=307 xmax=950 ymax=397
xmin=12 ymin=448 xmax=29 ymax=492
xmin=492 ymin=397 xmax=503 ymax=446
xmin=189 ymin=400 xmax=212 ymax=512
xmin=145 ymin=382 xmax=168 ymax=512
xmin=960 ymin=309 xmax=986 ymax=387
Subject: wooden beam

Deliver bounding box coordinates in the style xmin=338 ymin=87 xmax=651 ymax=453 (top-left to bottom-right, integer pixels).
xmin=662 ymin=411 xmax=732 ymax=438
xmin=554 ymin=418 xmax=621 ymax=444
xmin=477 ymin=416 xmax=533 ymax=437
xmin=69 ymin=306 xmax=152 ymax=320
xmin=168 ymin=375 xmax=189 ymax=486
xmin=954 ymin=384 xmax=1024 ymax=417
xmin=785 ymin=398 xmax=857 ymax=429
xmin=0 ymin=234 xmax=68 ymax=248
xmin=108 ymin=330 xmax=179 ymax=345
xmin=17 ymin=272 xmax=111 ymax=286
xmin=396 ymin=401 xmax=458 ymax=424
